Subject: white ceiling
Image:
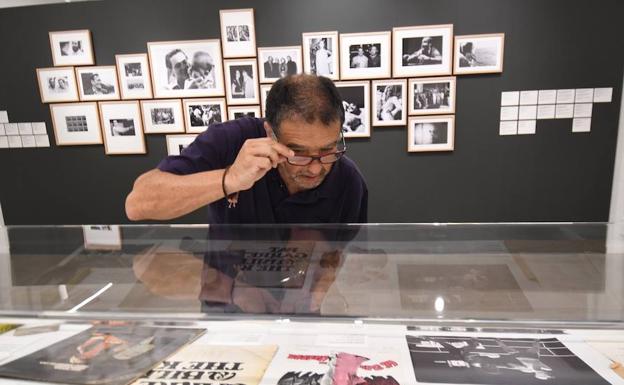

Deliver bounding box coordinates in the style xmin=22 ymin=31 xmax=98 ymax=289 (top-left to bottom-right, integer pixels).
xmin=0 ymin=0 xmax=98 ymax=8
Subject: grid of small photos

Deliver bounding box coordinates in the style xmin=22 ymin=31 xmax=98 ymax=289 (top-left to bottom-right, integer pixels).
xmin=499 ymin=87 xmax=614 ymax=136
xmin=37 ymin=10 xmax=506 ymax=155
xmin=0 ymin=110 xmax=51 ymax=149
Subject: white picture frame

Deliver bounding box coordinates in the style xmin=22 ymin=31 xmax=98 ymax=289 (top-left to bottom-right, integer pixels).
xmin=98 ymin=101 xmax=146 ymax=155
xmin=75 ymin=66 xmax=120 ymax=101
xmin=340 ymin=31 xmax=392 ymax=80
xmin=407 ymin=115 xmax=455 ymax=152
xmin=140 ymin=99 xmax=185 ymax=134
xmin=49 ymin=29 xmax=94 ymax=67
xmin=50 ymin=102 xmax=103 ymax=146
xmin=454 ymin=33 xmax=505 ymax=75
xmin=82 ymin=225 xmax=122 ymax=250
xmin=257 ymin=46 xmax=303 ymax=83
xmin=220 ymin=8 xmax=257 ymax=58
xmin=166 ymin=134 xmax=198 ymax=156
xmin=183 ymin=98 xmax=227 ymax=133
xmin=408 ymin=76 xmax=456 ymax=115
xmin=228 ymin=105 xmax=261 ymax=121
xmin=260 ymin=84 xmax=272 ymax=117
xmin=335 ymin=80 xmax=371 ymax=138
xmin=116 ymin=53 xmax=153 ymax=100
xmin=393 ymin=24 xmax=453 ymax=78
xmin=302 ymin=31 xmax=340 ymax=80
xmin=224 ymin=58 xmax=260 ymax=105
xmin=372 ymin=79 xmax=407 ymax=126
xmin=36 ymin=67 xmax=79 ymax=103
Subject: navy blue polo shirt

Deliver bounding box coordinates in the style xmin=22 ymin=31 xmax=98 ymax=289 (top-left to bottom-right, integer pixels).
xmin=157 ymin=117 xmax=368 ymax=224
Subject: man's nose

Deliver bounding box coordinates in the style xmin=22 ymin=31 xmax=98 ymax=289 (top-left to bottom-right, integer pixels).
xmin=306 ymin=159 xmax=323 ymax=174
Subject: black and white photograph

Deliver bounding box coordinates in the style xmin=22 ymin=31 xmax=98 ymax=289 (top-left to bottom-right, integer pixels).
xmin=372 ymin=79 xmax=407 ymax=126
xmin=148 ymin=39 xmax=224 ymax=98
xmin=340 ymin=31 xmax=391 ymax=80
xmin=335 ymin=81 xmax=370 ymax=138
xmin=227 ymin=105 xmax=261 ymax=121
xmin=302 ymin=31 xmax=339 ymax=80
xmin=166 ymin=134 xmax=197 ymax=156
xmin=50 ymin=102 xmax=102 ymax=146
xmin=408 ymin=115 xmax=454 ymax=152
xmin=116 ymin=53 xmax=153 ymax=99
xmin=224 ymin=59 xmax=259 ymax=105
xmin=220 ymin=8 xmax=257 ymax=58
xmin=393 ymin=24 xmax=453 ymax=77
xmin=36 ymin=67 xmax=79 ymax=103
xmin=82 ymin=225 xmax=122 ymax=250
xmin=141 ymin=99 xmax=185 ymax=134
xmin=183 ymin=98 xmax=226 ymax=133
xmin=260 ymin=84 xmax=271 ymax=117
xmin=258 ymin=46 xmax=302 ymax=83
xmin=409 ymin=76 xmax=456 ymax=115
xmin=454 ymin=33 xmax=505 ymax=75
xmin=98 ymin=101 xmax=146 ymax=155
xmin=75 ymin=66 xmax=120 ymax=101
xmin=406 ymin=335 xmax=611 ymax=385
xmin=49 ymin=30 xmax=94 ymax=66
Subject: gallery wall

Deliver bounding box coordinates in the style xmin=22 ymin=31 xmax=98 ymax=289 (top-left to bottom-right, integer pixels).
xmin=0 ymin=0 xmax=622 ymax=225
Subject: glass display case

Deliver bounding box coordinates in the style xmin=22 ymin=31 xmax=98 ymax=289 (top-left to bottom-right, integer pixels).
xmin=0 ymin=223 xmax=623 ymax=384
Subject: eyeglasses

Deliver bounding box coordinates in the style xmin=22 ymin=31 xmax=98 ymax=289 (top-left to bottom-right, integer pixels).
xmin=274 ymin=131 xmax=347 ymax=166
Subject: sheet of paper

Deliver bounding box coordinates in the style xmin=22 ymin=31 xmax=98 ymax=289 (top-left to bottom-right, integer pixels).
xmin=35 ymin=135 xmax=50 ymax=148
xmin=555 ymin=104 xmax=574 ymax=119
xmin=519 ymin=90 xmax=538 ymax=105
xmin=556 ymin=89 xmax=576 ymax=104
xmin=499 ymin=121 xmax=517 ymax=136
xmin=575 ymin=88 xmax=594 ymax=103
xmin=17 ymin=123 xmax=32 ymax=135
xmin=574 ymin=103 xmax=593 ymax=118
xmin=501 ymin=91 xmax=519 ymax=106
xmin=32 ymin=122 xmax=47 ymax=135
xmin=537 ymin=104 xmax=556 ymax=119
xmin=572 ymin=118 xmax=591 ymax=133
xmin=0 ymin=136 xmax=7 ymax=149
xmin=518 ymin=120 xmax=537 ymax=135
xmin=538 ymin=89 xmax=557 ymax=104
xmin=594 ymin=87 xmax=613 ymax=103
xmin=4 ymin=123 xmax=18 ymax=135
xmin=518 ymin=105 xmax=537 ymax=120
xmin=0 ymin=124 xmax=4 ymax=136
xmin=21 ymin=135 xmax=36 ymax=148
xmin=7 ymin=136 xmax=21 ymax=148
xmin=0 ymin=111 xmax=8 ymax=124
xmin=315 ymin=333 xmax=368 ymax=347
xmin=500 ymin=106 xmax=518 ymax=121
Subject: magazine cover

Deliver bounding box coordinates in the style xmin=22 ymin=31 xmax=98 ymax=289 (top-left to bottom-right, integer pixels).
xmin=0 ymin=324 xmax=21 ymax=335
xmin=406 ymin=335 xmax=611 ymax=385
xmin=132 ymin=344 xmax=276 ymax=385
xmin=0 ymin=324 xmax=204 ymax=385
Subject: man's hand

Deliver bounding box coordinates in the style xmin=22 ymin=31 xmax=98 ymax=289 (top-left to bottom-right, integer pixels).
xmin=225 ymin=138 xmax=295 ymax=193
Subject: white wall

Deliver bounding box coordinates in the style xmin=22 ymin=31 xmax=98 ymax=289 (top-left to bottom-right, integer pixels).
xmin=607 ymin=72 xmax=624 ymax=253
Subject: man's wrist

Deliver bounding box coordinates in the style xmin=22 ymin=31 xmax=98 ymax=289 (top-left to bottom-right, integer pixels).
xmin=223 ymin=167 xmax=239 ymax=196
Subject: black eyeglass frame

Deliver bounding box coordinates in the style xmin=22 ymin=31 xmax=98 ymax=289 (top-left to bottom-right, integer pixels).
xmin=273 ymin=130 xmax=347 ymax=166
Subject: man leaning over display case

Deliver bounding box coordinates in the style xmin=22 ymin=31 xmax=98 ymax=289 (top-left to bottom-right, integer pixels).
xmin=125 ymin=74 xmax=368 ymax=224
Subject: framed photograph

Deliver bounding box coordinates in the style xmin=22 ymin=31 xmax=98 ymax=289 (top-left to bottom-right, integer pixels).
xmin=140 ymin=99 xmax=185 ymax=134
xmin=36 ymin=67 xmax=79 ymax=103
xmin=372 ymin=79 xmax=407 ymax=126
xmin=335 ymin=80 xmax=370 ymax=138
xmin=98 ymin=101 xmax=146 ymax=155
xmin=258 ymin=46 xmax=303 ymax=83
xmin=183 ymin=98 xmax=226 ymax=133
xmin=50 ymin=102 xmax=102 ymax=146
xmin=260 ymin=84 xmax=272 ymax=117
xmin=340 ymin=31 xmax=391 ymax=80
xmin=302 ymin=31 xmax=339 ymax=80
xmin=116 ymin=53 xmax=153 ymax=99
xmin=228 ymin=105 xmax=261 ymax=121
xmin=49 ymin=30 xmax=94 ymax=67
xmin=147 ymin=39 xmax=225 ymax=98
xmin=75 ymin=66 xmax=120 ymax=101
xmin=224 ymin=59 xmax=259 ymax=105
xmin=220 ymin=8 xmax=257 ymax=58
xmin=408 ymin=76 xmax=456 ymax=115
xmin=393 ymin=24 xmax=453 ymax=78
xmin=166 ymin=134 xmax=198 ymax=156
xmin=454 ymin=33 xmax=505 ymax=75
xmin=83 ymin=225 xmax=122 ymax=251
xmin=407 ymin=115 xmax=455 ymax=152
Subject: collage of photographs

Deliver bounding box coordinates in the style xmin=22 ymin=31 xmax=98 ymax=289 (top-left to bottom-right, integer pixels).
xmin=36 ymin=8 xmax=505 ymax=156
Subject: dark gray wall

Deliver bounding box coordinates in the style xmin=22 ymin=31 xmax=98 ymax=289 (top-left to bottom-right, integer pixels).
xmin=0 ymin=0 xmax=622 ymax=225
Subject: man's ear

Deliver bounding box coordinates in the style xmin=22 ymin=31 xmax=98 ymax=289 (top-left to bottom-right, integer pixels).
xmin=264 ymin=121 xmax=275 ymax=138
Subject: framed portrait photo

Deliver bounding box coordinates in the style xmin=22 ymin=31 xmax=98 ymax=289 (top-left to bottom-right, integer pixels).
xmin=50 ymin=102 xmax=102 ymax=146
xmin=372 ymin=79 xmax=407 ymax=126
xmin=408 ymin=76 xmax=456 ymax=115
xmin=183 ymin=98 xmax=226 ymax=133
xmin=260 ymin=84 xmax=272 ymax=117
xmin=49 ymin=30 xmax=94 ymax=66
xmin=98 ymin=101 xmax=146 ymax=155
xmin=454 ymin=33 xmax=505 ymax=75
xmin=340 ymin=31 xmax=391 ymax=80
xmin=302 ymin=31 xmax=339 ymax=80
xmin=147 ymin=39 xmax=225 ymax=99
xmin=335 ymin=80 xmax=371 ymax=138
xmin=407 ymin=115 xmax=455 ymax=153
xmin=36 ymin=67 xmax=79 ymax=103
xmin=140 ymin=99 xmax=185 ymax=134
xmin=166 ymin=134 xmax=198 ymax=156
xmin=228 ymin=105 xmax=261 ymax=121
xmin=224 ymin=59 xmax=259 ymax=105
xmin=393 ymin=24 xmax=453 ymax=78
xmin=258 ymin=46 xmax=303 ymax=83
xmin=220 ymin=8 xmax=257 ymax=58
xmin=116 ymin=53 xmax=153 ymax=99
xmin=82 ymin=225 xmax=122 ymax=251
xmin=75 ymin=66 xmax=120 ymax=101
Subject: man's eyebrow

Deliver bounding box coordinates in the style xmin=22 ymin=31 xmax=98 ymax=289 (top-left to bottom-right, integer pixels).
xmin=286 ymin=139 xmax=337 ymax=151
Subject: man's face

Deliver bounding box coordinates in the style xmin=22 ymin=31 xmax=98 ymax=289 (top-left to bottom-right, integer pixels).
xmin=370 ymin=46 xmax=378 ymax=56
xmin=422 ymin=38 xmax=432 ymax=51
xmin=92 ymin=74 xmax=101 ymax=86
xmin=357 ymin=48 xmax=364 ymax=56
xmin=170 ymin=52 xmax=189 ymax=80
xmin=267 ymin=118 xmax=341 ymax=192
